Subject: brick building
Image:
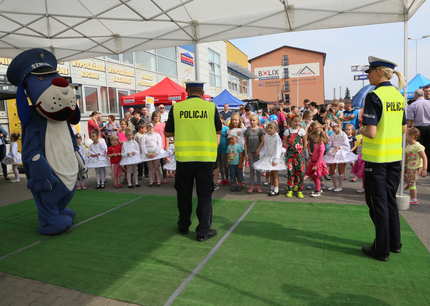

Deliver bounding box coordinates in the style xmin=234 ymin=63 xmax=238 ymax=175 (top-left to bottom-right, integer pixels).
xmin=249 ymin=45 xmax=326 ymax=107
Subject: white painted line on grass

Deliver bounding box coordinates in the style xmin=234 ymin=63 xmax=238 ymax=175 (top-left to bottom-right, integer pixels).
xmin=72 ymin=195 xmax=144 ymax=228
xmin=0 ymin=195 xmax=144 ymax=262
xmin=164 ymin=200 xmax=257 ymax=306
xmin=0 ymin=241 xmax=41 ymax=261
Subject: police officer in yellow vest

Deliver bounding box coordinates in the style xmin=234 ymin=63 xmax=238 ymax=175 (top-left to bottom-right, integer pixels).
xmin=165 ymin=81 xmax=222 ymax=242
xmin=360 ymin=56 xmax=407 ymax=261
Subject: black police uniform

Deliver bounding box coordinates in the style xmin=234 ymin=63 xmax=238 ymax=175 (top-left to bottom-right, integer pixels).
xmin=362 ymin=81 xmax=406 ymax=259
xmin=164 ymin=96 xmax=222 ymax=238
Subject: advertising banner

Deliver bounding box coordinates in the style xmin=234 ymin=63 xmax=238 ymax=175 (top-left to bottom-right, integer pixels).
xmin=254 ymin=66 xmax=282 ymax=80
xmin=288 ymin=63 xmax=320 ymax=78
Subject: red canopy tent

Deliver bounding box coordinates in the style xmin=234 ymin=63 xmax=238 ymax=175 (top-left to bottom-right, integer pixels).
xmin=120 ymin=77 xmax=187 ymax=106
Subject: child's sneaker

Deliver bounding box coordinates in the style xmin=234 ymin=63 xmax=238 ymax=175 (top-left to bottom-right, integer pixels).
xmin=311 ymin=191 xmax=322 ymax=197
xmin=409 ymin=199 xmax=418 ymax=205
xmin=356 ymin=188 xmax=365 ymax=193
xmin=333 ymin=187 xmax=343 ymax=192
xmin=286 ymin=190 xmax=293 ymax=198
xmin=297 ymin=191 xmax=304 ymax=199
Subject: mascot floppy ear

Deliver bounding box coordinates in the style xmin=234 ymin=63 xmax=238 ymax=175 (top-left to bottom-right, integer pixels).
xmin=16 ymin=85 xmax=31 ymax=127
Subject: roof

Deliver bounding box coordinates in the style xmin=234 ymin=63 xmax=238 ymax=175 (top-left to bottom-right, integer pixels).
xmin=249 ymin=45 xmax=327 ymax=65
xmin=0 ymin=1 xmax=424 ymax=61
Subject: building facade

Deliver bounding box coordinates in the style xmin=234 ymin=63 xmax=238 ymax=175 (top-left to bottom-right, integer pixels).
xmin=0 ymin=41 xmax=252 ymax=139
xmin=226 ymin=41 xmax=252 ymax=100
xmin=249 ymin=45 xmax=325 ymax=106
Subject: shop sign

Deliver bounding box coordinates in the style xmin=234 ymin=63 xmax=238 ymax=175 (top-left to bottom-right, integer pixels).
xmin=107 ymin=65 xmax=134 ymax=77
xmin=288 ymin=63 xmax=320 ymax=78
xmin=137 ymin=73 xmax=155 ymax=87
xmin=71 ymin=60 xmax=105 ymax=72
xmin=354 ymin=74 xmax=368 ymax=81
xmin=180 ymin=52 xmax=194 ymax=66
xmin=71 ymin=59 xmax=106 ymax=86
xmin=254 ymin=66 xmax=282 ymax=80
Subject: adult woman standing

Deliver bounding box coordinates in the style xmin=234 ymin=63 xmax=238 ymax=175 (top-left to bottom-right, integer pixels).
xmin=88 ymin=111 xmax=101 ymax=138
xmin=360 ymin=56 xmax=406 ymax=262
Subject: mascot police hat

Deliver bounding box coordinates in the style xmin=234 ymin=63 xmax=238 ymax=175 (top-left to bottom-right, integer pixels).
xmin=7 ymin=48 xmax=57 ymax=86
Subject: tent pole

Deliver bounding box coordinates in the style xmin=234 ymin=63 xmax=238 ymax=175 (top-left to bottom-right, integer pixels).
xmin=192 ymin=21 xmax=200 ymax=81
xmin=399 ymin=17 xmax=408 ymax=196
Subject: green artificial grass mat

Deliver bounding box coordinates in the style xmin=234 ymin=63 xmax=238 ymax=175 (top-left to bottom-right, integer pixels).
xmin=0 ymin=195 xmax=249 ymax=305
xmin=0 ymin=191 xmax=140 ymax=256
xmin=175 ymin=201 xmax=430 ymax=306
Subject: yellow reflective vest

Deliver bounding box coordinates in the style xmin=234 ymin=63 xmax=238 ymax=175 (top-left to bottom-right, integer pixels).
xmin=362 ymin=86 xmax=405 ymax=163
xmin=173 ymin=97 xmax=217 ymax=162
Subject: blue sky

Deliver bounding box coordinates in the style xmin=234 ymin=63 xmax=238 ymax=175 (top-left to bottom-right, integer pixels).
xmin=231 ymin=1 xmax=430 ymax=100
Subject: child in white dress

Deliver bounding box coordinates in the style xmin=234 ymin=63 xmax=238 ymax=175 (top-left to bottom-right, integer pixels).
xmin=163 ymin=137 xmax=176 ymax=175
xmin=120 ymin=128 xmax=141 ymax=188
xmin=141 ymin=123 xmax=166 ymax=186
xmin=87 ymin=130 xmax=110 ymax=189
xmin=324 ymin=121 xmax=357 ymax=192
xmin=254 ymin=122 xmax=286 ymax=196
xmin=4 ymin=133 xmax=22 ymax=183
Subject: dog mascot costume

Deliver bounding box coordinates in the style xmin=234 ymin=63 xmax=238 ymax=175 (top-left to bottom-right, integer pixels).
xmin=7 ymin=48 xmax=85 ymax=235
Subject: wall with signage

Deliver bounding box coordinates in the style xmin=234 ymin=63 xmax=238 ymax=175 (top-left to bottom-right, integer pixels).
xmin=70 ymin=59 xmax=107 ymax=87
xmin=177 ymin=47 xmax=196 ymax=86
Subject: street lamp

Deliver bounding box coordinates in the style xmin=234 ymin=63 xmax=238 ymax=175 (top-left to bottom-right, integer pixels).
xmin=408 ymin=35 xmax=430 ymax=75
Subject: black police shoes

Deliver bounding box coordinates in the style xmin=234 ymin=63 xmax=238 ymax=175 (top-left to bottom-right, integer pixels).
xmin=178 ymin=227 xmax=189 ymax=235
xmin=196 ymin=229 xmax=217 ymax=242
xmin=361 ymin=245 xmax=389 ymax=262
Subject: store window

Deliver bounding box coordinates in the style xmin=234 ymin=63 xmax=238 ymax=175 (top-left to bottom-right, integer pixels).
xmin=100 ymin=86 xmax=109 ymax=114
xmin=84 ymin=86 xmax=99 ymax=113
xmin=118 ymin=90 xmax=129 ymax=108
xmin=108 ymin=87 xmax=118 ymax=114
xmin=209 ymin=49 xmax=221 ymax=88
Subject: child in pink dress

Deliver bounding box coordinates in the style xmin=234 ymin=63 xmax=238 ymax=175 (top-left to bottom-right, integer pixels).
xmin=306 ymin=126 xmax=329 ymax=197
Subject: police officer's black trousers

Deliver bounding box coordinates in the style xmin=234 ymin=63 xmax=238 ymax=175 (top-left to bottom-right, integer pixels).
xmin=0 ymin=144 xmax=7 ymax=178
xmin=417 ymin=126 xmax=430 ymax=172
xmin=364 ymin=161 xmax=401 ymax=257
xmin=175 ymin=161 xmax=214 ymax=235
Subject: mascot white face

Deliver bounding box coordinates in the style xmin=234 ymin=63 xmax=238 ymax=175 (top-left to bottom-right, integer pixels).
xmin=26 ymin=74 xmax=77 ymax=122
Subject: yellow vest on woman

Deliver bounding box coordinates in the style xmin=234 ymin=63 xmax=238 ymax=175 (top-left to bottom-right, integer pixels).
xmin=173 ymin=97 xmax=217 ymax=162
xmin=362 ymin=86 xmax=405 ymax=163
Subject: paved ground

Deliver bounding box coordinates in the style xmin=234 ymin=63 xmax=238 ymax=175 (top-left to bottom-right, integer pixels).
xmin=1 ymin=172 xmax=429 ymax=306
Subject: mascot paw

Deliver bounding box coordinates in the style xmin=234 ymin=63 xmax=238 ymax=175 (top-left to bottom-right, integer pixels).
xmin=39 ymin=215 xmax=73 ymax=235
xmin=62 ymin=208 xmax=76 ymax=220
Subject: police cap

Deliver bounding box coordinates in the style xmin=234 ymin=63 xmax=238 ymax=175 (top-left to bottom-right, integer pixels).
xmin=365 ymin=56 xmax=397 ymax=73
xmin=7 ymin=48 xmax=58 ymax=86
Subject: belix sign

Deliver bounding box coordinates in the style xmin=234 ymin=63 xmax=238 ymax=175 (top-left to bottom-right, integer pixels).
xmin=254 ymin=66 xmax=281 ymax=80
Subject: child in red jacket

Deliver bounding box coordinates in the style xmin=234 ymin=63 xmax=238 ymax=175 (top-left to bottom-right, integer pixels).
xmin=107 ymin=136 xmax=123 ymax=188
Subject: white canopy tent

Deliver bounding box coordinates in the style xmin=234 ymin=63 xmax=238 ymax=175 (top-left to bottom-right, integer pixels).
xmin=0 ymin=0 xmax=425 ymax=202
xmin=0 ymin=0 xmax=425 ymax=60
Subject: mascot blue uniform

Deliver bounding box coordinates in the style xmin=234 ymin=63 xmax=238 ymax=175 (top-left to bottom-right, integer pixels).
xmin=7 ymin=49 xmax=85 ymax=235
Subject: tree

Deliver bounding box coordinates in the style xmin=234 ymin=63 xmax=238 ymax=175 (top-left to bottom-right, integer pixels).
xmin=344 ymin=87 xmax=351 ymax=100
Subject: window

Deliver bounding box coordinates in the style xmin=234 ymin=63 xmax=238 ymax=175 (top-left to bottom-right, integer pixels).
xmin=108 ymin=87 xmax=118 ymax=114
xmin=118 ymin=90 xmax=129 ymax=107
xmin=240 ymin=79 xmax=248 ymax=95
xmin=283 ymin=55 xmax=289 ymax=66
xmin=106 ymin=54 xmax=120 ymax=62
xmin=122 ymin=52 xmax=134 ymax=65
xmin=135 ymin=51 xmax=156 ymax=71
xmin=157 ymin=56 xmax=177 ymax=76
xmin=156 ymin=47 xmax=176 ymax=60
xmin=284 ymin=93 xmax=290 ymax=104
xmin=100 ymin=87 xmax=109 ymax=114
xmin=73 ymin=86 xmax=84 ymax=114
xmin=208 ymin=49 xmax=221 ymax=88
xmin=283 ymin=67 xmax=289 ymax=79
xmin=84 ymin=86 xmax=99 ymax=113
xmin=0 ymin=100 xmax=6 ymax=112
xmin=284 ymin=80 xmax=290 ymax=91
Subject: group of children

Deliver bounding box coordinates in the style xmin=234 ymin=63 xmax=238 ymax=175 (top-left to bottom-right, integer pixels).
xmin=77 ymin=111 xmax=172 ymax=189
xmin=218 ymin=109 xmax=427 ymax=204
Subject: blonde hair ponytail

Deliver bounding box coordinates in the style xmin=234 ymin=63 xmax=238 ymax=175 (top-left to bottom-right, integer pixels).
xmin=379 ymin=67 xmax=406 ymax=90
xmin=393 ymin=70 xmax=406 ymax=90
